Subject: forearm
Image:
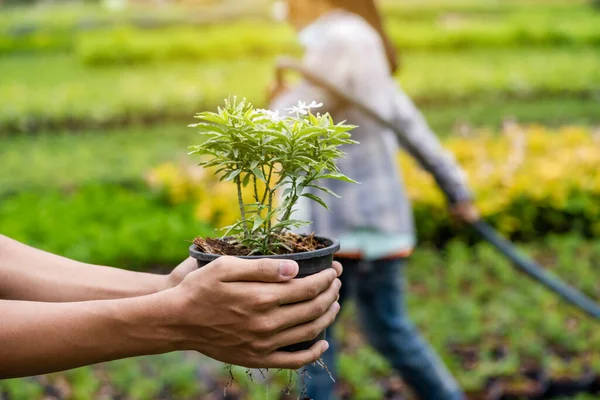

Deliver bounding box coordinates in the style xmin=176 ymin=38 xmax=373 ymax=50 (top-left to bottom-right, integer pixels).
xmin=392 ymin=90 xmax=472 ymax=203
xmin=0 ymin=290 xmax=180 ymax=378
xmin=0 ymin=235 xmax=167 ymax=302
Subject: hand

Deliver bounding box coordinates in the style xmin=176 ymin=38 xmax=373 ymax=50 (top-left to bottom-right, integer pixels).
xmin=450 ymin=201 xmax=480 ymax=223
xmin=168 ymin=256 xmax=342 ymax=369
xmin=165 ymin=258 xmax=198 ymax=289
xmin=267 ymin=81 xmax=290 ymax=104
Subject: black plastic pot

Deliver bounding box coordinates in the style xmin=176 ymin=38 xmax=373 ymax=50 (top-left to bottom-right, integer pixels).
xmin=189 ymin=236 xmax=340 ymax=352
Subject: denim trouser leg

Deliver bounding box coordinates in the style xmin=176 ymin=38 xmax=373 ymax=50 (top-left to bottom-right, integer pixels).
xmin=306 ymin=258 xmax=464 ymax=400
xmin=357 ymin=259 xmax=464 ymax=400
xmin=305 ymin=258 xmax=355 ymax=400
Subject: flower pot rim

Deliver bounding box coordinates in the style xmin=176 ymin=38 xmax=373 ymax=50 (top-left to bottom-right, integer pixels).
xmin=189 ymin=235 xmax=340 ymax=262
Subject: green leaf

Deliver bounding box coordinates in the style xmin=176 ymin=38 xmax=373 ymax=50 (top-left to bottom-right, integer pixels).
xmin=224 ymin=169 xmax=242 ymax=182
xmin=306 ymin=184 xmax=340 ymax=198
xmin=302 ymin=193 xmax=329 ymax=210
xmin=298 ymin=127 xmax=324 ymax=138
xmin=252 ymin=214 xmax=265 ymax=233
xmin=242 ymin=173 xmax=251 ymax=187
xmin=252 ymin=167 xmax=266 ymax=182
xmin=318 ymin=172 xmax=359 ymax=184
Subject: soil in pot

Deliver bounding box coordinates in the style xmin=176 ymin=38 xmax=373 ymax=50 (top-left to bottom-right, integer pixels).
xmin=189 ymin=233 xmax=340 ymax=352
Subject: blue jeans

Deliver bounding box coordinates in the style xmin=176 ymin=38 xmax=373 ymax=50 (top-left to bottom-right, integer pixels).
xmin=306 ymin=258 xmax=464 ymax=400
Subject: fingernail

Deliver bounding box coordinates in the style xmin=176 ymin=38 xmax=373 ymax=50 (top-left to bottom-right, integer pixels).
xmin=333 ymin=301 xmax=340 ymax=312
xmin=334 ymin=278 xmax=342 ymax=289
xmin=279 ymin=260 xmax=298 ymax=277
xmin=322 ymin=341 xmax=330 ymax=352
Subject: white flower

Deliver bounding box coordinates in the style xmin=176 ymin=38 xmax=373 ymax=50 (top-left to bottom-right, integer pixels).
xmin=285 ymin=100 xmax=323 ymax=115
xmin=256 ymin=109 xmax=282 ymax=121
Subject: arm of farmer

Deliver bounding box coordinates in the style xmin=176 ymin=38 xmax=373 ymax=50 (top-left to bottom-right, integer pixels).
xmin=0 ymin=256 xmax=342 ymax=378
xmin=0 ymin=234 xmax=197 ymax=302
xmin=390 ymin=90 xmax=480 ymax=223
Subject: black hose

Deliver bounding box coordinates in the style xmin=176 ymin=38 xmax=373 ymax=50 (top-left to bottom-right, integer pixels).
xmin=472 ymin=220 xmax=600 ymax=319
xmin=277 ymin=61 xmax=600 ymax=320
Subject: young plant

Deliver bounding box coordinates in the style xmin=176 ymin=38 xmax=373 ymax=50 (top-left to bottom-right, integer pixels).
xmin=188 ymin=97 xmax=357 ymax=255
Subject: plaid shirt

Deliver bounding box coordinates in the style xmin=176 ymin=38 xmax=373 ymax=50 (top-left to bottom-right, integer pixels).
xmin=272 ymin=10 xmax=471 ymax=246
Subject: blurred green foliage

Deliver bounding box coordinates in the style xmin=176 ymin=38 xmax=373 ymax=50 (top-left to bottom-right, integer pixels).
xmin=1 ymin=0 xmax=599 ymax=398
xmin=2 ymin=48 xmax=599 ymax=135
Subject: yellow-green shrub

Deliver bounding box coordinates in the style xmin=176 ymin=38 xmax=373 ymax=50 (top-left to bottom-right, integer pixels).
xmin=146 ymin=162 xmax=248 ymax=231
xmin=403 ymin=124 xmax=600 ymax=242
xmin=148 ymin=124 xmax=600 ymax=242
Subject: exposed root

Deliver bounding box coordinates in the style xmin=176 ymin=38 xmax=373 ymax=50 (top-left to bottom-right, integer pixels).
xmin=222 ymin=358 xmax=332 ymax=400
xmin=224 ymin=364 xmax=235 ymax=397
xmin=315 ymin=358 xmax=335 ymax=383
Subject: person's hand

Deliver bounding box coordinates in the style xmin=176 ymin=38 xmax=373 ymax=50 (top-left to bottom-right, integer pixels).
xmin=168 ymin=256 xmax=342 ymax=369
xmin=164 ymin=258 xmax=198 ymax=289
xmin=449 ymin=200 xmax=480 ymax=223
xmin=267 ymin=80 xmax=290 ymax=104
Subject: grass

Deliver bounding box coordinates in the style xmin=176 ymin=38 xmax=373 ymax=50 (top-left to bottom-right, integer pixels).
xmin=2 ymin=47 xmax=599 ymax=134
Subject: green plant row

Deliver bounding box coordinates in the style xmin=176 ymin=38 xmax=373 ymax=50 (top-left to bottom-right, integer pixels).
xmin=75 ymin=11 xmax=600 ymax=66
xmin=1 ymin=235 xmax=599 ymax=398
xmin=0 ymin=0 xmax=586 ymax=38
xmin=0 ymin=183 xmax=211 ymax=270
xmin=3 ymin=97 xmax=599 ymax=198
xmin=4 ymin=8 xmax=599 ymax=61
xmin=75 ymin=24 xmax=299 ymax=66
xmin=0 ymin=123 xmax=192 ymax=196
xmin=2 ymin=47 xmax=599 ymax=135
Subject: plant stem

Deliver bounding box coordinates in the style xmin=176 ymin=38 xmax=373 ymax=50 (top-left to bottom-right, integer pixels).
xmin=276 ymin=177 xmax=297 ymax=234
xmin=268 ymin=189 xmax=275 ymax=232
xmin=236 ymin=174 xmax=249 ymax=239
xmin=260 ymin=165 xmax=271 ymax=204
xmin=262 ymin=165 xmax=274 ymax=230
xmin=253 ymin=174 xmax=260 ymax=204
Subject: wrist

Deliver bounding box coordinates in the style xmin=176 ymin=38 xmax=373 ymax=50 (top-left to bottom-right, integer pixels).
xmin=111 ymin=288 xmax=187 ymax=355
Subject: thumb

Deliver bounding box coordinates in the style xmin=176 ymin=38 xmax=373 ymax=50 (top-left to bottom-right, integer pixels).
xmin=215 ymin=256 xmax=299 ymax=283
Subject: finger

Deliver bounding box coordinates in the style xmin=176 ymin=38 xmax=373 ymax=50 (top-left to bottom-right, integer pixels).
xmin=250 ymin=341 xmax=330 ymax=369
xmin=215 ymin=257 xmax=299 ymax=283
xmin=272 ymin=278 xmax=341 ymax=330
xmin=267 ymin=302 xmax=340 ymax=351
xmin=174 ymin=257 xmax=198 ymax=275
xmin=275 ymin=268 xmax=338 ymax=305
xmin=169 ymin=257 xmax=200 ymax=288
xmin=332 ymin=261 xmax=343 ymax=277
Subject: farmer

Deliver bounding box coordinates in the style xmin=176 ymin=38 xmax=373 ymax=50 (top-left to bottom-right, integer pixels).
xmin=0 ymin=234 xmax=342 ymax=378
xmin=269 ymin=0 xmax=479 ymax=399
